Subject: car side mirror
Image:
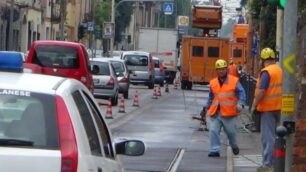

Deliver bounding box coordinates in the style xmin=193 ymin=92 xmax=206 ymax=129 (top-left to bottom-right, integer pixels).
xmin=115 ymin=139 xmax=145 ymax=156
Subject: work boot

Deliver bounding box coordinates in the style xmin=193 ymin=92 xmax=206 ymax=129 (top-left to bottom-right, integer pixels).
xmin=232 ymin=147 xmax=239 ymax=155
xmin=208 ymin=152 xmax=220 ymax=157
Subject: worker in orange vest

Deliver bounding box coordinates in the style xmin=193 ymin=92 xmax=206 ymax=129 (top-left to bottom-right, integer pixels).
xmin=202 ymin=59 xmax=246 ymax=157
xmin=228 ymin=59 xmax=239 ymax=78
xmin=251 ymin=48 xmax=282 ymax=172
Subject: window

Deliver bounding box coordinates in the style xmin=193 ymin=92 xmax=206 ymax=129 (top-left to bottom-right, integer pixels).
xmin=233 ymin=49 xmax=242 ymax=58
xmin=90 ymin=61 xmax=110 ymax=75
xmin=0 ymin=91 xmax=58 ymax=149
xmin=33 ymin=45 xmax=79 ymax=68
xmin=208 ymin=47 xmax=219 ymax=58
xmin=111 ymin=61 xmax=125 ymax=77
xmin=72 ymin=91 xmax=102 ymax=155
xmin=83 ymin=91 xmax=115 ymax=159
xmin=192 ymin=46 xmax=204 ymax=57
xmin=124 ymin=55 xmax=148 ymax=66
xmin=153 ymin=59 xmax=160 ymax=68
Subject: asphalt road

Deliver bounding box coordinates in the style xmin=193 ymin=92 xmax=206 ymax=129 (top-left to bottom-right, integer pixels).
xmin=100 ymin=84 xmax=231 ymax=172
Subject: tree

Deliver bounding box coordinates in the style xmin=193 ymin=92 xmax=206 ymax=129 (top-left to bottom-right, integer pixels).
xmin=114 ymin=0 xmax=133 ymax=44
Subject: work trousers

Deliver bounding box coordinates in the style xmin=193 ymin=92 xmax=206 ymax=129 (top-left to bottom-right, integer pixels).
xmin=260 ymin=110 xmax=280 ymax=168
xmin=209 ymin=111 xmax=238 ymax=153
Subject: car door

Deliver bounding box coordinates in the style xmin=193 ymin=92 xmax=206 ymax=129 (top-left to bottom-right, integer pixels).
xmin=81 ymin=91 xmax=123 ymax=172
xmin=73 ymin=89 xmax=122 ymax=172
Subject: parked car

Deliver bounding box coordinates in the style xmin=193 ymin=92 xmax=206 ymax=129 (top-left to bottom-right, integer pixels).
xmin=0 ymin=52 xmax=145 ymax=172
xmin=108 ymin=58 xmax=130 ymax=99
xmin=24 ymin=40 xmax=94 ymax=92
xmin=121 ymin=51 xmax=155 ymax=89
xmin=90 ymin=58 xmax=119 ymax=105
xmin=153 ymin=57 xmax=165 ymax=87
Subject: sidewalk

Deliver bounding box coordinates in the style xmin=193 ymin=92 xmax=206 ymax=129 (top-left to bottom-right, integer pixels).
xmin=227 ymin=109 xmax=262 ymax=172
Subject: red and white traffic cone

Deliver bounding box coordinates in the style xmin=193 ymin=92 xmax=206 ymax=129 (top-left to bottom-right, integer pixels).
xmin=105 ymin=98 xmax=113 ymax=119
xmin=133 ymin=90 xmax=140 ymax=107
xmin=118 ymin=94 xmax=126 ymax=113
xmin=152 ymin=86 xmax=158 ymax=99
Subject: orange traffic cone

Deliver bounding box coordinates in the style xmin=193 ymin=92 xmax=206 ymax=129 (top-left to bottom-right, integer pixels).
xmin=152 ymin=86 xmax=158 ymax=99
xmin=157 ymin=85 xmax=161 ymax=96
xmin=118 ymin=94 xmax=126 ymax=113
xmin=105 ymin=98 xmax=113 ymax=119
xmin=133 ymin=90 xmax=140 ymax=107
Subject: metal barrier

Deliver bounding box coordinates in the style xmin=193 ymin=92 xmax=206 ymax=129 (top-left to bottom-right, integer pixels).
xmin=239 ymin=72 xmax=260 ymax=132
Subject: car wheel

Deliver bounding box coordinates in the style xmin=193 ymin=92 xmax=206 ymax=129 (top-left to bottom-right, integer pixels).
xmin=160 ymin=83 xmax=164 ymax=87
xmin=111 ymin=94 xmax=118 ymax=106
xmin=148 ymin=82 xmax=154 ymax=89
xmin=124 ymin=91 xmax=129 ymax=99
xmin=187 ymin=82 xmax=192 ymax=90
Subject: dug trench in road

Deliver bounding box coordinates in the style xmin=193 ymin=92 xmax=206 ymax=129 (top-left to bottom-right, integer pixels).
xmin=110 ymin=85 xmax=230 ymax=172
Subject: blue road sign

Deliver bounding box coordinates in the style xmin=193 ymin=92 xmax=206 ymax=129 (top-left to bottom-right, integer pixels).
xmin=163 ymin=2 xmax=173 ymax=15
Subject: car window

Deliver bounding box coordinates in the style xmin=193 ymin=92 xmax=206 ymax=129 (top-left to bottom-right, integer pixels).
xmin=111 ymin=61 xmax=125 ymax=76
xmin=91 ymin=61 xmax=110 ymax=75
xmin=33 ymin=45 xmax=80 ymax=68
xmin=0 ymin=90 xmax=58 ymax=149
xmin=153 ymin=59 xmax=159 ymax=68
xmin=72 ymin=91 xmax=102 ymax=156
xmin=124 ymin=55 xmax=148 ymax=66
xmin=82 ymin=91 xmax=115 ymax=159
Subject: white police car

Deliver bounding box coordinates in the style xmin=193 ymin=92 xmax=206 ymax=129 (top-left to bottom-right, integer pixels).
xmin=0 ymin=51 xmax=145 ymax=172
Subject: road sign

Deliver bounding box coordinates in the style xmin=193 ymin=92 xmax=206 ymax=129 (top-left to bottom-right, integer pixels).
xmin=163 ymin=2 xmax=173 ymax=15
xmin=103 ymin=22 xmax=114 ymax=39
xmin=178 ymin=16 xmax=189 ymax=27
xmin=88 ymin=22 xmax=94 ymax=31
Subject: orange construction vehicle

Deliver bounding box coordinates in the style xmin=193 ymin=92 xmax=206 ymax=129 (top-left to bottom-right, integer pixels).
xmin=180 ymin=5 xmax=231 ymax=90
xmin=180 ymin=5 xmax=247 ymax=90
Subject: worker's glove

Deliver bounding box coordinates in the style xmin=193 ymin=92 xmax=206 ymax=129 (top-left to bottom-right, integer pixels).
xmin=236 ymin=104 xmax=244 ymax=112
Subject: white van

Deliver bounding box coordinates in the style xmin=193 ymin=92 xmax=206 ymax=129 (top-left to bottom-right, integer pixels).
xmin=121 ymin=51 xmax=155 ymax=89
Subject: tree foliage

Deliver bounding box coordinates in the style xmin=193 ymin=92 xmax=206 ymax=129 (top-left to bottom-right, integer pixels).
xmin=114 ymin=0 xmax=133 ymax=44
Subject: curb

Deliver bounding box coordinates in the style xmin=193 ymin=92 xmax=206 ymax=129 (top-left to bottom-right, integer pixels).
xmin=226 ymin=146 xmax=233 ymax=172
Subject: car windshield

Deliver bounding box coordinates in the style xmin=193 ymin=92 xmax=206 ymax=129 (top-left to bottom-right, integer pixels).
xmin=33 ymin=45 xmax=79 ymax=69
xmin=111 ymin=61 xmax=125 ymax=76
xmin=124 ymin=55 xmax=148 ymax=66
xmin=0 ymin=90 xmax=58 ymax=149
xmin=91 ymin=61 xmax=110 ymax=75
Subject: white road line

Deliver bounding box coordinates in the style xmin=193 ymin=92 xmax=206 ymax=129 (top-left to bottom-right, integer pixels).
xmin=167 ymin=148 xmax=185 ymax=172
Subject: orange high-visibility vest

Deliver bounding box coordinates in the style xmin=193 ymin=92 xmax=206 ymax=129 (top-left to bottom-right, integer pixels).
xmin=228 ymin=64 xmax=239 ymax=77
xmin=255 ymin=64 xmax=282 ymax=112
xmin=207 ymin=75 xmax=239 ymax=117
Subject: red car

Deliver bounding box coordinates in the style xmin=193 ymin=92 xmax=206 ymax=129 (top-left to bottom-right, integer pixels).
xmin=24 ymin=40 xmax=94 ymax=91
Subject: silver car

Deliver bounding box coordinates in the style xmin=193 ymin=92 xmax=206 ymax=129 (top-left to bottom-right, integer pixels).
xmin=91 ymin=58 xmax=119 ymax=105
xmin=108 ymin=58 xmax=130 ymax=99
xmin=121 ymin=51 xmax=155 ymax=89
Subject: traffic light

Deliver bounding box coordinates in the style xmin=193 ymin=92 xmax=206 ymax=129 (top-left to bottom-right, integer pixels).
xmin=78 ymin=25 xmax=85 ymax=40
xmin=279 ymin=0 xmax=285 ymax=8
xmin=267 ymin=0 xmax=285 ymax=8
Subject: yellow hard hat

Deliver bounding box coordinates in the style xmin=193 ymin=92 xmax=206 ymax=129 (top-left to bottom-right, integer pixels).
xmin=260 ymin=48 xmax=276 ymax=60
xmin=215 ymin=59 xmax=228 ymax=69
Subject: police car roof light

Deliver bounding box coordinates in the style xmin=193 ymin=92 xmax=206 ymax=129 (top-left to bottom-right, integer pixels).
xmin=0 ymin=51 xmax=23 ymax=72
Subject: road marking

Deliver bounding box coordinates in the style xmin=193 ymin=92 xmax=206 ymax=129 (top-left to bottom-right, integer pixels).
xmin=233 ymin=154 xmax=262 ymax=167
xmin=283 ymin=54 xmax=296 ymax=74
xmin=167 ymin=148 xmax=185 ymax=172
